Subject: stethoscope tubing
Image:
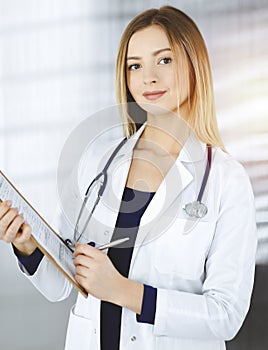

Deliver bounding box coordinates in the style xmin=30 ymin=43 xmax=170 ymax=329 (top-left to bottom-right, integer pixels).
xmin=197 ymin=145 xmax=212 ymax=203
xmin=73 ymin=137 xmax=128 ymax=244
xmin=70 ymin=137 xmax=212 ymax=247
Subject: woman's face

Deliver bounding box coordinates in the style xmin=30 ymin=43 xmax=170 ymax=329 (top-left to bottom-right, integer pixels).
xmin=126 ymin=25 xmax=189 ymax=117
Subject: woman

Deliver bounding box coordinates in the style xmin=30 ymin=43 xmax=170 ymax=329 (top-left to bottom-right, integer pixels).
xmin=0 ymin=6 xmax=257 ymax=350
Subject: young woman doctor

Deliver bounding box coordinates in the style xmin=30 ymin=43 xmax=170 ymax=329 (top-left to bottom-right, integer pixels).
xmin=0 ymin=6 xmax=257 ymax=350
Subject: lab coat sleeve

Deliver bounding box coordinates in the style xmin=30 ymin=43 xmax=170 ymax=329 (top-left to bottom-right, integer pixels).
xmin=20 ymin=255 xmax=73 ymax=302
xmin=153 ymin=161 xmax=257 ymax=340
xmin=15 ymin=170 xmax=80 ymax=302
xmin=15 ymin=207 xmax=74 ymax=302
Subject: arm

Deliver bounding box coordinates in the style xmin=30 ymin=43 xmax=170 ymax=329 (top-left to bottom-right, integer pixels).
xmin=74 ymin=242 xmax=157 ymax=324
xmin=12 ymin=244 xmax=44 ymax=275
xmin=0 ymin=201 xmax=73 ymax=301
xmin=152 ymin=164 xmax=257 ymax=340
xmin=19 ymin=207 xmax=74 ymax=302
xmin=73 ymin=242 xmax=144 ymax=313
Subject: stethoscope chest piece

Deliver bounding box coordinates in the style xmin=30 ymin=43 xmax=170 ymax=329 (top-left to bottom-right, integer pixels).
xmin=183 ymin=201 xmax=208 ymax=219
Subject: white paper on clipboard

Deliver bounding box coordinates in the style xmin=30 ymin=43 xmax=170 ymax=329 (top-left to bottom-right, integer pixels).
xmin=0 ymin=170 xmax=87 ymax=298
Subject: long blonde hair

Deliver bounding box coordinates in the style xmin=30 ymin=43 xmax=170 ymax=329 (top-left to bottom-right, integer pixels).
xmin=115 ymin=5 xmax=225 ymax=151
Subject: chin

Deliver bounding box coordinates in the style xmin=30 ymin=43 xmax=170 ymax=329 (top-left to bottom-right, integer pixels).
xmin=137 ymin=102 xmax=177 ymax=117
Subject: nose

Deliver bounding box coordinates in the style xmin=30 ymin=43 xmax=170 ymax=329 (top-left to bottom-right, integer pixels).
xmin=143 ymin=66 xmax=158 ymax=85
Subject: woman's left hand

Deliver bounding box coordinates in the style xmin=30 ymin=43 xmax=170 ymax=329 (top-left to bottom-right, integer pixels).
xmin=73 ymin=243 xmax=124 ymax=303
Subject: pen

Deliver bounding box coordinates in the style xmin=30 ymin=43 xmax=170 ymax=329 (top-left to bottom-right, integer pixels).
xmin=68 ymin=237 xmax=130 ymax=254
xmin=97 ymin=237 xmax=130 ymax=251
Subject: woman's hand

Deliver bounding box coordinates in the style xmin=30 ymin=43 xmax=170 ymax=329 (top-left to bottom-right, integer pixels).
xmin=0 ymin=200 xmax=37 ymax=256
xmin=74 ymin=243 xmax=124 ymax=302
xmin=74 ymin=243 xmax=144 ymax=314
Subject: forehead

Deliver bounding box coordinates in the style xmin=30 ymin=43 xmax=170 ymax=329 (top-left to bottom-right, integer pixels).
xmin=127 ymin=25 xmax=170 ymax=55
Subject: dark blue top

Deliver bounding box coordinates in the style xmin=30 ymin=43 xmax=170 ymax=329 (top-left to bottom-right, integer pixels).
xmin=14 ymin=186 xmax=157 ymax=350
xmin=100 ymin=186 xmax=156 ymax=350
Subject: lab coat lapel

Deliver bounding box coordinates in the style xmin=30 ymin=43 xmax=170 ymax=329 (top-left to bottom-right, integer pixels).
xmin=130 ymin=132 xmax=206 ymax=271
xmin=136 ymin=129 xmax=206 ymax=234
xmin=99 ymin=124 xmax=147 ymax=241
xmin=139 ymin=159 xmax=193 ymax=227
xmin=129 ymin=157 xmax=193 ymax=269
xmin=100 ymin=123 xmax=201 ymax=253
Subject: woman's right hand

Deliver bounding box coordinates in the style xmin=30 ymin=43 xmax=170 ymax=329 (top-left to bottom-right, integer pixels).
xmin=0 ymin=200 xmax=37 ymax=256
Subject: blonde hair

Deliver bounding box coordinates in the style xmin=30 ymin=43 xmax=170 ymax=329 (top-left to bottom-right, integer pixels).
xmin=115 ymin=5 xmax=225 ymax=151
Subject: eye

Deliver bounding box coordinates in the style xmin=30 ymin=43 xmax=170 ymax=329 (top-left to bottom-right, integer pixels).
xmin=159 ymin=57 xmax=172 ymax=65
xmin=128 ymin=63 xmax=141 ymax=71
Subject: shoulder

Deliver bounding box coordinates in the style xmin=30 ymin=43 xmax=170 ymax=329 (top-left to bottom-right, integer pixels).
xmin=212 ymin=147 xmax=250 ymax=180
xmin=211 ymin=147 xmax=255 ymax=202
xmin=77 ymin=126 xmax=124 ymax=192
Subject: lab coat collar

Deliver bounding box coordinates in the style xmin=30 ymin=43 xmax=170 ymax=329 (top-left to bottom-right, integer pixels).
xmin=103 ymin=121 xmax=207 ymax=254
xmin=116 ymin=122 xmax=146 ymax=158
xmin=179 ymin=131 xmax=207 ymax=163
xmin=116 ymin=122 xmax=207 ymax=267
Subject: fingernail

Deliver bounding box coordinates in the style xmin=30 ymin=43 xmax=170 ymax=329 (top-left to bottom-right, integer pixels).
xmin=6 ymin=200 xmax=12 ymax=207
xmin=87 ymin=241 xmax=96 ymax=247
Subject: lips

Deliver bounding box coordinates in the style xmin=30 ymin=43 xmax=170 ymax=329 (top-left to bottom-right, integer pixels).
xmin=142 ymin=90 xmax=166 ymax=101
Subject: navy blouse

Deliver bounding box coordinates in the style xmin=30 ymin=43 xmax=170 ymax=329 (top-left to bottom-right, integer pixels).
xmin=100 ymin=186 xmax=156 ymax=350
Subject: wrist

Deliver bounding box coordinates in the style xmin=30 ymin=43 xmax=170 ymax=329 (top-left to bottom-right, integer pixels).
xmin=111 ymin=275 xmax=144 ymax=314
xmin=13 ymin=239 xmax=37 ymax=257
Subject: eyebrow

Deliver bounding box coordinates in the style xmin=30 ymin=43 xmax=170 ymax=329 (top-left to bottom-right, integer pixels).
xmin=127 ymin=48 xmax=171 ymax=61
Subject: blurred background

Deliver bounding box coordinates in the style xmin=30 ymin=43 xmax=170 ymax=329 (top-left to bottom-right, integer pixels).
xmin=0 ymin=0 xmax=267 ymax=349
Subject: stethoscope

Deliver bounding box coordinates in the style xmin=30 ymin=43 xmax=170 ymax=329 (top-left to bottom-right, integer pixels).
xmin=67 ymin=137 xmax=212 ymax=249
xmin=182 ymin=144 xmax=211 ymax=218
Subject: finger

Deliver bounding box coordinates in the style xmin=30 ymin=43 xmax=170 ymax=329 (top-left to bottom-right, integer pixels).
xmin=14 ymin=223 xmax=32 ymax=245
xmin=0 ymin=208 xmax=19 ymax=238
xmin=75 ymin=274 xmax=87 ymax=287
xmin=75 ymin=265 xmax=90 ymax=278
xmin=74 ymin=243 xmax=100 ymax=258
xmin=73 ymin=254 xmax=93 ymax=268
xmin=4 ymin=214 xmax=24 ymax=243
xmin=0 ymin=200 xmax=12 ymax=220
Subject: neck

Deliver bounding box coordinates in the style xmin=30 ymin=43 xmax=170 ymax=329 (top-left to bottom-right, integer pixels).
xmin=140 ymin=105 xmax=190 ymax=156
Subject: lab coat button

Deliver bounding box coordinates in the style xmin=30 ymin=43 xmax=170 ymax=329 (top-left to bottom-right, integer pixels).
xmin=104 ymin=230 xmax=109 ymax=236
xmin=131 ymin=336 xmax=136 ymax=341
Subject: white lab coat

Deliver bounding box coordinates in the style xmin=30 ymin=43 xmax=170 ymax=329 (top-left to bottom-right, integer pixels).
xmin=24 ymin=122 xmax=257 ymax=350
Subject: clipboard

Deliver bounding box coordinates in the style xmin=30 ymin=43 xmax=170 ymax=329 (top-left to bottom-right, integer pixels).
xmin=0 ymin=170 xmax=87 ymax=298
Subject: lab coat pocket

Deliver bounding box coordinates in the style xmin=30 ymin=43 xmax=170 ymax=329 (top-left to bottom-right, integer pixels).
xmin=64 ymin=305 xmax=94 ymax=350
xmin=153 ymin=218 xmax=216 ymax=281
